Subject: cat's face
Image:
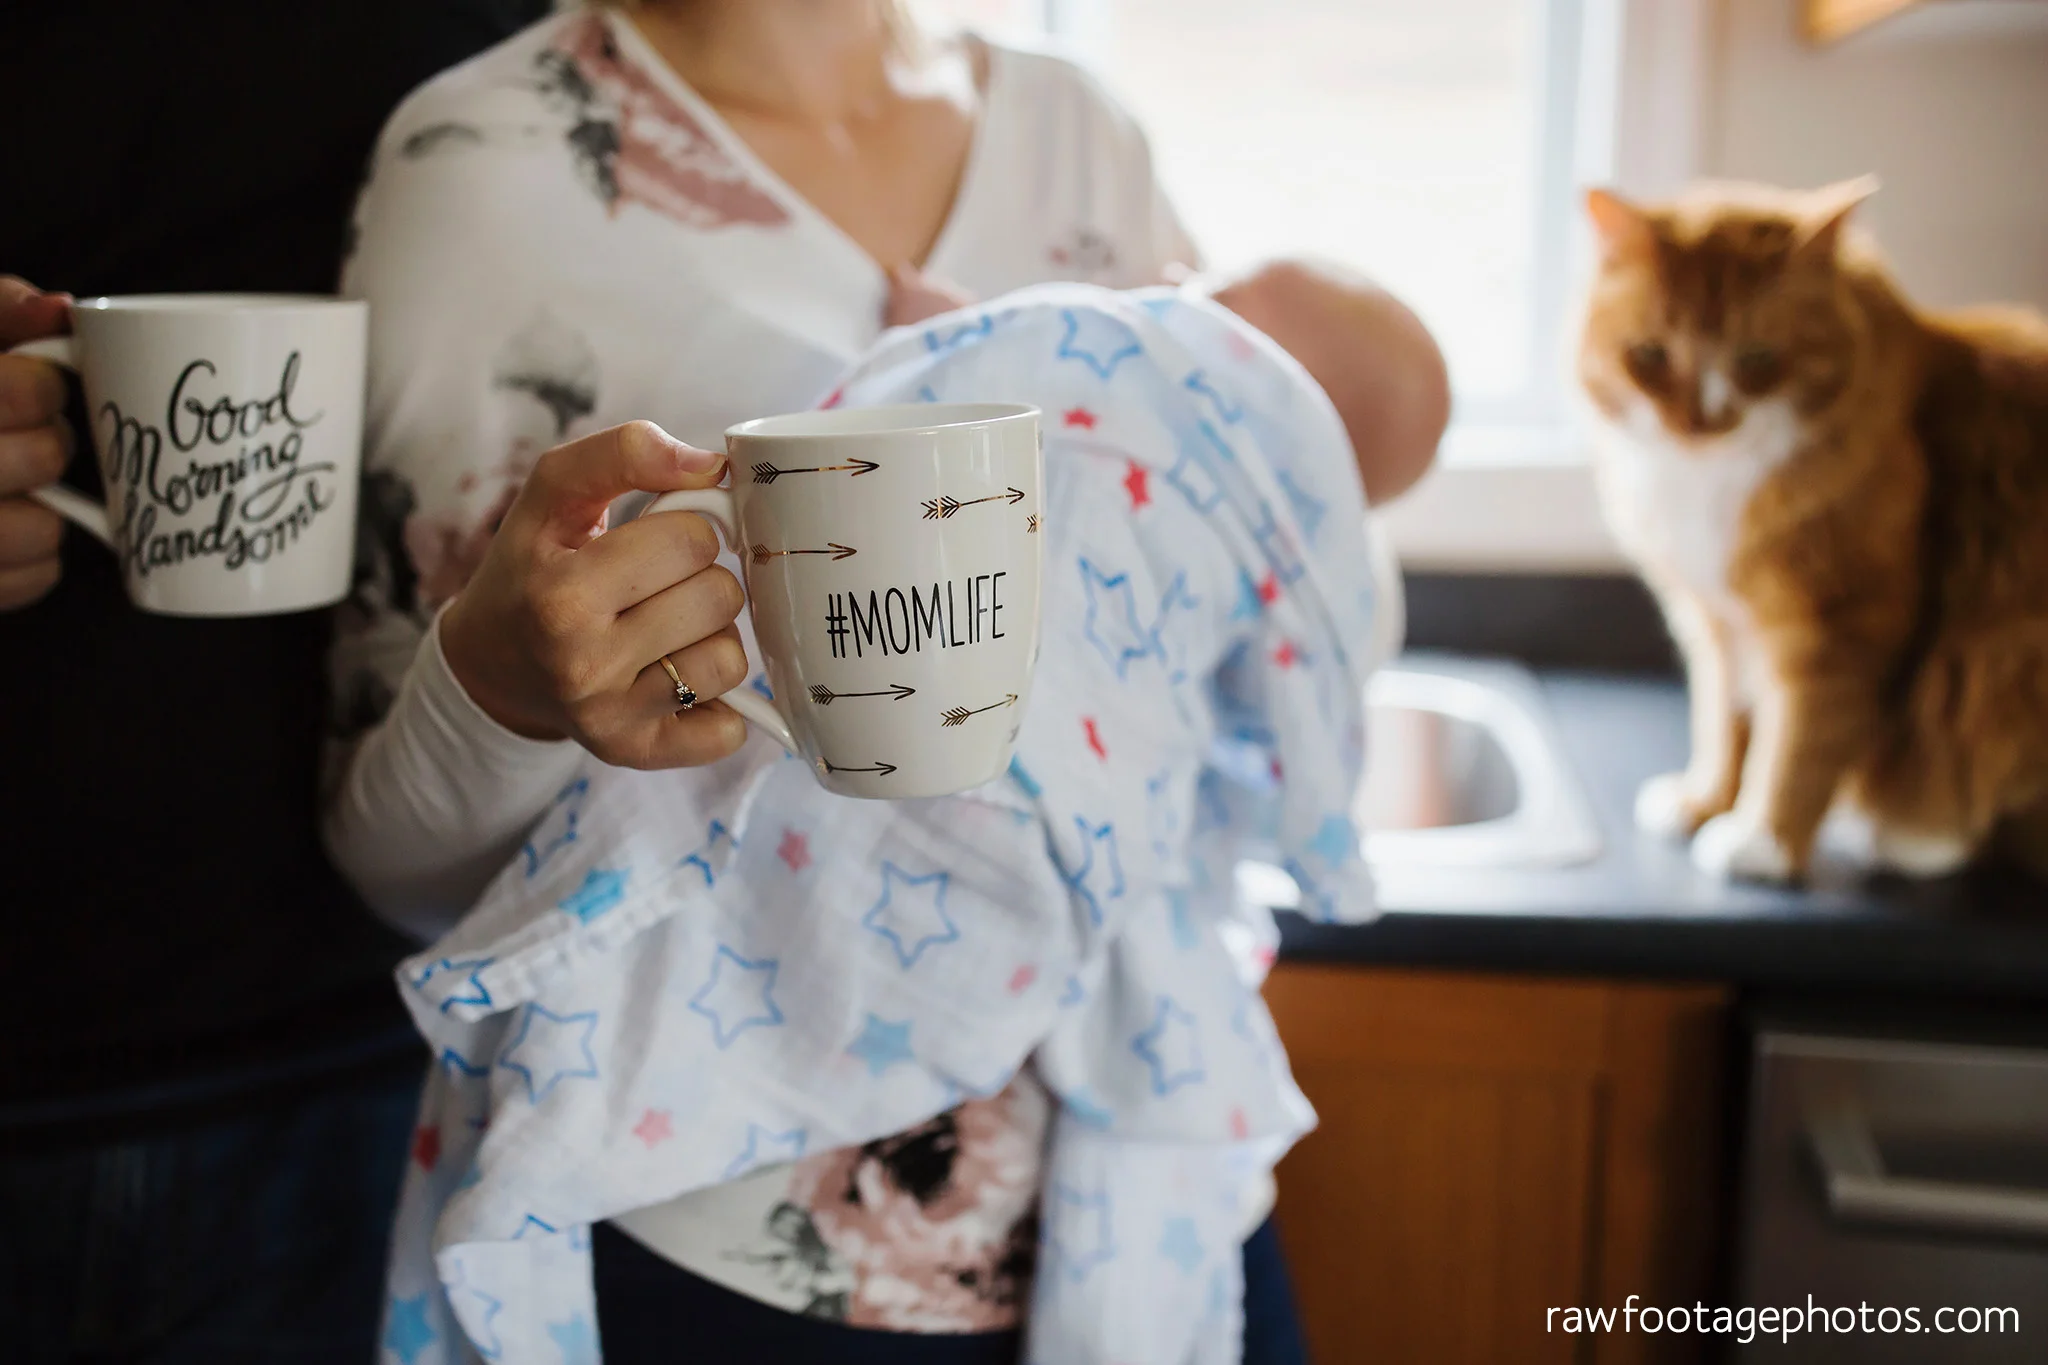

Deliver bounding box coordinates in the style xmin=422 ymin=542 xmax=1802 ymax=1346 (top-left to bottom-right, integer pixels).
xmin=1576 ymin=180 xmax=1875 ymax=445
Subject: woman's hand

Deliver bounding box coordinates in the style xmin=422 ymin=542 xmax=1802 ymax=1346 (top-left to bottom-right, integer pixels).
xmin=0 ymin=278 xmax=75 ymax=611
xmin=437 ymin=420 xmax=751 ymax=769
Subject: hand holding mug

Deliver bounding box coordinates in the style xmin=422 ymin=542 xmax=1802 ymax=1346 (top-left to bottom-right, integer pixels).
xmin=0 ymin=278 xmax=74 ymax=610
xmin=10 ymin=292 xmax=367 ymax=616
xmin=437 ymin=420 xmax=752 ymax=771
xmin=645 ymin=402 xmax=1043 ymax=799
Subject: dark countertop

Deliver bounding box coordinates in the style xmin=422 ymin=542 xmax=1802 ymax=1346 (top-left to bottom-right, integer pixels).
xmin=1279 ymin=671 xmax=2048 ymax=999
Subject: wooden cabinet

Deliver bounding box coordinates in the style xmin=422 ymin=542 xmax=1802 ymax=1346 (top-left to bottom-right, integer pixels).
xmin=1264 ymin=964 xmax=1731 ymax=1365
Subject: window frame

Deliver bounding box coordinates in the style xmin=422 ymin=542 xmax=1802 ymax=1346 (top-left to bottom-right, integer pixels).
xmin=1032 ymin=0 xmax=1713 ymax=570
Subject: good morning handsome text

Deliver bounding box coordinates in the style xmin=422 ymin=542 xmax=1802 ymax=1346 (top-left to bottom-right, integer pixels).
xmin=97 ymin=353 xmax=338 ymax=577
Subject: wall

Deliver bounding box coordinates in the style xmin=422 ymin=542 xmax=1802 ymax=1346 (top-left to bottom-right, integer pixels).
xmin=1707 ymin=0 xmax=2048 ymax=311
xmin=1390 ymin=0 xmax=2048 ymax=572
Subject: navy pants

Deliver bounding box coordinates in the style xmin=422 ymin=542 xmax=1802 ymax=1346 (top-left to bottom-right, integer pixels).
xmin=592 ymin=1214 xmax=1311 ymax=1364
xmin=0 ymin=1054 xmax=421 ymax=1365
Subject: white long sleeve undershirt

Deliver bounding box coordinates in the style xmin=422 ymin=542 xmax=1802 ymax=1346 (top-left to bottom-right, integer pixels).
xmin=323 ymin=612 xmax=584 ymax=944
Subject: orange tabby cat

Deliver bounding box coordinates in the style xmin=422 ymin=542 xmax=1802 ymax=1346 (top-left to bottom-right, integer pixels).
xmin=1576 ymin=178 xmax=2048 ymax=882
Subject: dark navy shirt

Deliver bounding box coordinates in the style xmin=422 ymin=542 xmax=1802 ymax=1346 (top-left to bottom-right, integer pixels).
xmin=0 ymin=0 xmax=549 ymax=1128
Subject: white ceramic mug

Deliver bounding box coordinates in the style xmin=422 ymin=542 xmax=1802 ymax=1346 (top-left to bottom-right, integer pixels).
xmin=649 ymin=402 xmax=1043 ymax=800
xmin=11 ymin=294 xmax=365 ymax=616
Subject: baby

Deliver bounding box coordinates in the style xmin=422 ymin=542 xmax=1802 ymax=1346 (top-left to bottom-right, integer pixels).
xmin=889 ymin=255 xmax=1449 ymax=507
xmin=379 ymin=267 xmax=1441 ymax=1365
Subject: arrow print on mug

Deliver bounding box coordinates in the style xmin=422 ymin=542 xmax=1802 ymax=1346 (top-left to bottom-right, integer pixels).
xmin=939 ymin=693 xmax=1019 ymax=727
xmin=752 ymin=542 xmax=857 ymax=563
xmin=817 ymin=758 xmax=899 ymax=776
xmin=922 ymin=488 xmax=1026 ymax=520
xmin=808 ymin=683 xmax=916 ymax=705
xmin=751 ymin=457 xmax=880 ymax=484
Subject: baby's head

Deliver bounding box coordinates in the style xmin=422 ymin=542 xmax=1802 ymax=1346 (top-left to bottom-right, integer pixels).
xmin=1207 ymin=258 xmax=1448 ymax=505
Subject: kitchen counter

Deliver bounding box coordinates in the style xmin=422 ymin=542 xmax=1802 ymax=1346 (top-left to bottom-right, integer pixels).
xmin=1279 ymin=671 xmax=2048 ymax=998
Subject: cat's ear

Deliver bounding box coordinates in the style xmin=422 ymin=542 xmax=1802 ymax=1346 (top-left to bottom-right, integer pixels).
xmin=1793 ymin=175 xmax=1880 ymax=260
xmin=1585 ymin=188 xmax=1653 ymax=260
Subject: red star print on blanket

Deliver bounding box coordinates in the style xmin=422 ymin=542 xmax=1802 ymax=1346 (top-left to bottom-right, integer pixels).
xmin=633 ymin=1109 xmax=674 ymax=1147
xmin=1083 ymin=717 xmax=1108 ymax=761
xmin=412 ymin=1125 xmax=441 ymax=1171
xmin=1122 ymin=460 xmax=1150 ymax=511
xmin=777 ymin=828 xmax=811 ymax=872
xmin=1062 ymin=407 xmax=1097 ymax=429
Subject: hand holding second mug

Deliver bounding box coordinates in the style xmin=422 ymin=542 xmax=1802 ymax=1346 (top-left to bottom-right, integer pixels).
xmin=438 ymin=420 xmax=751 ymax=769
xmin=0 ymin=277 xmax=75 ymax=610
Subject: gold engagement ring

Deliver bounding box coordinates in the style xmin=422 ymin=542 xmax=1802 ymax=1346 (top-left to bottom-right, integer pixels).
xmin=658 ymin=654 xmax=697 ymax=710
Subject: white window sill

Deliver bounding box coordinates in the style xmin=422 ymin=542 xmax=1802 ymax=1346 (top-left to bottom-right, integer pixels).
xmin=1378 ymin=420 xmax=1630 ymax=574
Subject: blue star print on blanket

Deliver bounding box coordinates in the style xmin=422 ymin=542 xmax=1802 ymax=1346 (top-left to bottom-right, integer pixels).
xmin=687 ymin=946 xmax=783 ymax=1047
xmin=375 ymin=282 xmax=1381 ymax=1365
xmin=497 ymin=1005 xmax=600 ymax=1103
xmin=861 ymin=862 xmax=958 ymax=967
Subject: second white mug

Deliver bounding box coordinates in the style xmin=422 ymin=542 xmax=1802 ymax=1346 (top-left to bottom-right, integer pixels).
xmin=13 ymin=293 xmax=366 ymax=617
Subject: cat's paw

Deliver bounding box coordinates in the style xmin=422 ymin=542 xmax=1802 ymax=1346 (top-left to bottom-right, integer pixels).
xmin=1818 ymin=799 xmax=1974 ymax=878
xmin=1815 ymin=797 xmax=1881 ymax=868
xmin=1635 ymin=773 xmax=1707 ymax=840
xmin=1691 ymin=810 xmax=1797 ymax=883
xmin=1872 ymin=827 xmax=1974 ymax=878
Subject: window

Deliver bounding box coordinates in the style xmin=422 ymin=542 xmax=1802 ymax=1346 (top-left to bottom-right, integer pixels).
xmin=919 ymin=0 xmax=1708 ymax=568
xmin=1079 ymin=0 xmax=1576 ymax=433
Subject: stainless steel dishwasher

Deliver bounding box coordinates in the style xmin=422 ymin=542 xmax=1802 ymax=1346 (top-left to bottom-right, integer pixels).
xmin=1733 ymin=1018 xmax=2048 ymax=1363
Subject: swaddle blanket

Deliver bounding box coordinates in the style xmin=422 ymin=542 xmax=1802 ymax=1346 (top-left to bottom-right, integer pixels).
xmin=378 ymin=283 xmax=1381 ymax=1365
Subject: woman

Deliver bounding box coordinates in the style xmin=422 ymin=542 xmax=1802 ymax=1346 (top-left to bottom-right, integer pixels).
xmin=328 ymin=1 xmax=1441 ymax=1358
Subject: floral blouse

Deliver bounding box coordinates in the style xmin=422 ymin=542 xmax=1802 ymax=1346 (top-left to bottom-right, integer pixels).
xmin=340 ymin=4 xmax=1192 ymax=1329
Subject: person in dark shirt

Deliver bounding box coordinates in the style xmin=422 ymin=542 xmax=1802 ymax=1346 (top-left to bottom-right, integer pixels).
xmin=0 ymin=4 xmax=549 ymax=1360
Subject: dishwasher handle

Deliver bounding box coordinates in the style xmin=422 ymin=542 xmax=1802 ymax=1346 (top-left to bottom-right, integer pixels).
xmin=1806 ymin=1102 xmax=2048 ymax=1242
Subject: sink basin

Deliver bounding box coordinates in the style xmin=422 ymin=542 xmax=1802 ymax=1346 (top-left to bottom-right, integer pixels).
xmin=1238 ymin=655 xmax=1602 ymax=908
xmin=1357 ymin=676 xmax=1521 ymax=831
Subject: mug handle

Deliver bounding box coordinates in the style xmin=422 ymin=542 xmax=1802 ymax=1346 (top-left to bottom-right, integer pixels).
xmin=7 ymin=336 xmax=114 ymax=548
xmin=641 ymin=486 xmax=800 ymax=756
